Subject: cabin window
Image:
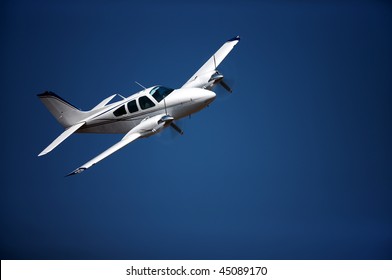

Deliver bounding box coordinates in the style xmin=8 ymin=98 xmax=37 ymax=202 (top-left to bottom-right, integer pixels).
xmin=150 ymin=86 xmax=174 ymax=102
xmin=113 ymin=105 xmax=126 ymax=117
xmin=139 ymin=96 xmax=155 ymax=110
xmin=127 ymin=100 xmax=138 ymax=113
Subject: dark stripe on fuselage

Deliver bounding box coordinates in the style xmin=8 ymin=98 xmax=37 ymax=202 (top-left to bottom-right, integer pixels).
xmin=85 ymin=100 xmax=186 ymax=130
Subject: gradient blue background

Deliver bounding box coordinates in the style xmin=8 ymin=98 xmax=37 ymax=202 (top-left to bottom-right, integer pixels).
xmin=1 ymin=0 xmax=391 ymax=259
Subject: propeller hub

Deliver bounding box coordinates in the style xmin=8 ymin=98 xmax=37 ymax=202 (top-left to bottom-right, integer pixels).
xmin=209 ymin=72 xmax=224 ymax=83
xmin=159 ymin=115 xmax=174 ymax=124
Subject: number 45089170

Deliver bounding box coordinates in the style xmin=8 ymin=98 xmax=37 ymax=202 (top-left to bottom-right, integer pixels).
xmin=218 ymin=267 xmax=267 ymax=276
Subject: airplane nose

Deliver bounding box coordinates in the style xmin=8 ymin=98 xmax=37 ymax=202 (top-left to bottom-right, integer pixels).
xmin=199 ymin=89 xmax=216 ymax=104
xmin=170 ymin=88 xmax=216 ymax=119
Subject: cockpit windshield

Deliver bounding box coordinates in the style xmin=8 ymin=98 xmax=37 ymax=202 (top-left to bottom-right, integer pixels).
xmin=149 ymin=86 xmax=174 ymax=103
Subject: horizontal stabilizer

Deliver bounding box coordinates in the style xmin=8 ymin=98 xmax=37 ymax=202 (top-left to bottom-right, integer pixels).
xmin=38 ymin=122 xmax=85 ymax=156
xmin=91 ymin=94 xmax=117 ymax=110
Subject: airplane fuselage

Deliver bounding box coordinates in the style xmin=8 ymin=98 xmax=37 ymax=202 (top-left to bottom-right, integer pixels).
xmin=37 ymin=35 xmax=239 ymax=175
xmin=79 ymin=86 xmax=216 ymax=134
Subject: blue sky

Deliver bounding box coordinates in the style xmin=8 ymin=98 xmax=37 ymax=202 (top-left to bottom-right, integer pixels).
xmin=1 ymin=0 xmax=391 ymax=259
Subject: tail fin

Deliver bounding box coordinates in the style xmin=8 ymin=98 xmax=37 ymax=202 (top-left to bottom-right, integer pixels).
xmin=37 ymin=91 xmax=87 ymax=128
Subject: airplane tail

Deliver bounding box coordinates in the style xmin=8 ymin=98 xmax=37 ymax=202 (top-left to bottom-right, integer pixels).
xmin=37 ymin=91 xmax=87 ymax=128
xmin=37 ymin=91 xmax=90 ymax=156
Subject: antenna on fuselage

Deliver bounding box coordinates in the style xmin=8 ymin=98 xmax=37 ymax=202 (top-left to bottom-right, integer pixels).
xmin=134 ymin=81 xmax=146 ymax=89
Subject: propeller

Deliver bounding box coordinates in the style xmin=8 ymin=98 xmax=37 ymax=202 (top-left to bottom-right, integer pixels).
xmin=208 ymin=55 xmax=234 ymax=93
xmin=170 ymin=122 xmax=184 ymax=135
xmin=209 ymin=71 xmax=233 ymax=93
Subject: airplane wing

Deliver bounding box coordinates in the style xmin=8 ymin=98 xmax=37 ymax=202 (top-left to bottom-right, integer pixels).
xmin=66 ymin=113 xmax=173 ymax=176
xmin=38 ymin=122 xmax=85 ymax=156
xmin=182 ymin=36 xmax=240 ymax=89
xmin=66 ymin=132 xmax=141 ymax=176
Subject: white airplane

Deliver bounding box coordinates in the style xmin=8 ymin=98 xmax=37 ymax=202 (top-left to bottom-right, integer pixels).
xmin=38 ymin=36 xmax=240 ymax=176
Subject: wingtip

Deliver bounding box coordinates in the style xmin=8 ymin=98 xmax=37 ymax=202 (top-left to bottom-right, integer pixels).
xmin=66 ymin=167 xmax=86 ymax=177
xmin=227 ymin=35 xmax=240 ymax=42
xmin=37 ymin=91 xmax=54 ymax=98
xmin=38 ymin=147 xmax=51 ymax=156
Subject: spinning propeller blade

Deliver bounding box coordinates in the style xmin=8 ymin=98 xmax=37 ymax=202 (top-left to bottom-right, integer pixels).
xmin=219 ymin=80 xmax=233 ymax=93
xmin=170 ymin=122 xmax=184 ymax=135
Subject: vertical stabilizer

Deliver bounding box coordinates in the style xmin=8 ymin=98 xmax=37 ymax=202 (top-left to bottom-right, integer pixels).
xmin=37 ymin=91 xmax=87 ymax=128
